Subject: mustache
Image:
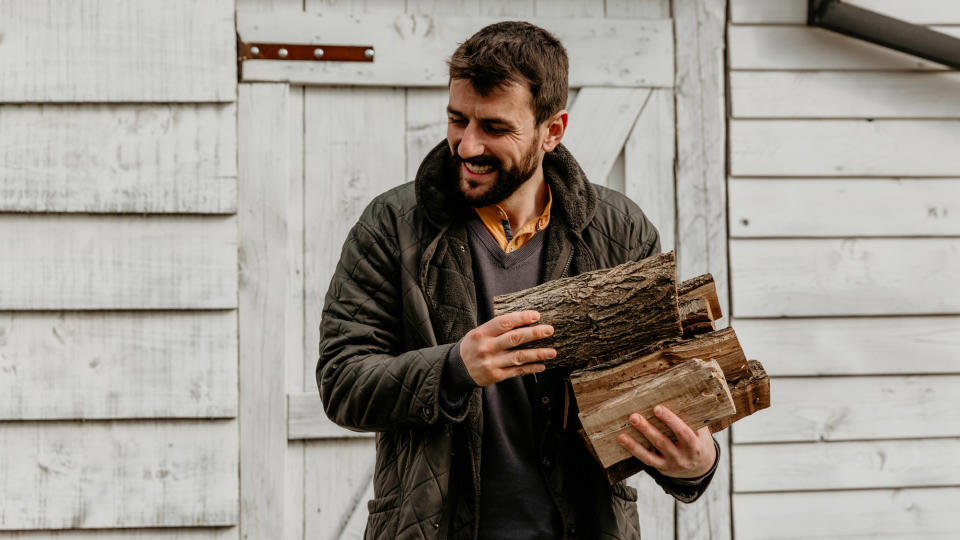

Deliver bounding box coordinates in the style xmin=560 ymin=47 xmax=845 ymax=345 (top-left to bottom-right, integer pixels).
xmin=452 ymin=148 xmax=501 ymax=169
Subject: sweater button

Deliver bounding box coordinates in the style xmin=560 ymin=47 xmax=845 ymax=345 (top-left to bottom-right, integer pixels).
xmin=421 ymin=406 xmax=431 ymax=418
xmin=542 ymin=457 xmax=553 ymax=468
xmin=540 ymin=395 xmax=550 ymax=405
xmin=433 ymin=522 xmax=440 ymax=529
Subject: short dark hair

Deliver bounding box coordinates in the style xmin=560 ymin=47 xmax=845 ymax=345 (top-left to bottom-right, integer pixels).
xmin=448 ymin=21 xmax=568 ymax=125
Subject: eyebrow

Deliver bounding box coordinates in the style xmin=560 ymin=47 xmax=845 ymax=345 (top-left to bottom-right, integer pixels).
xmin=446 ymin=106 xmax=516 ymax=128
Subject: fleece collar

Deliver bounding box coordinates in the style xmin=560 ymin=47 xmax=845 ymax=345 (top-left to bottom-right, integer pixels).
xmin=414 ymin=140 xmax=597 ymax=233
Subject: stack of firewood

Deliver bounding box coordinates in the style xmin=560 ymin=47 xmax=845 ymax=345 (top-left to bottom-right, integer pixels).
xmin=493 ymin=252 xmax=769 ymax=484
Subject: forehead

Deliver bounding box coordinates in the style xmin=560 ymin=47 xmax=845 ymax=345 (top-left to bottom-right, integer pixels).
xmin=447 ymin=79 xmax=535 ymax=123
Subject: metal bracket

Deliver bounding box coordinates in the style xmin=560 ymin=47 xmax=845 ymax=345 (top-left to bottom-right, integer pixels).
xmin=238 ymin=41 xmax=375 ymax=62
xmin=807 ymin=0 xmax=960 ymax=70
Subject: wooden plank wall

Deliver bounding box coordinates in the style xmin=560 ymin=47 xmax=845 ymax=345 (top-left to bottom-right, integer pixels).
xmin=727 ymin=1 xmax=960 ymax=538
xmin=0 ymin=0 xmax=239 ymax=538
xmin=236 ymin=1 xmax=733 ymax=539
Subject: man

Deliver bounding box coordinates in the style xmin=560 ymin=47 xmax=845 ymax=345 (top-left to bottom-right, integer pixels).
xmin=318 ymin=21 xmax=719 ymax=540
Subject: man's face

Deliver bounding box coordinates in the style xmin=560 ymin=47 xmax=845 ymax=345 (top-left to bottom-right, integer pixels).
xmin=446 ymin=78 xmax=545 ymax=207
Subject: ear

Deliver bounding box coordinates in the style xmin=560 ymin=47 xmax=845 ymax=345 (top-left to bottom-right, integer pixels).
xmin=540 ymin=109 xmax=568 ymax=152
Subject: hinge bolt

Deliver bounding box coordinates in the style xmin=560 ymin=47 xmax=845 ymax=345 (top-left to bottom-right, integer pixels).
xmin=364 ymin=48 xmax=375 ymax=59
xmin=278 ymin=48 xmax=289 ymax=58
xmin=314 ymin=48 xmax=324 ymax=59
xmin=250 ymin=46 xmax=260 ymax=56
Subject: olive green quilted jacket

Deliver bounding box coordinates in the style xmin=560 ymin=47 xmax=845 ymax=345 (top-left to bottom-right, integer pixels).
xmin=317 ymin=142 xmax=715 ymax=540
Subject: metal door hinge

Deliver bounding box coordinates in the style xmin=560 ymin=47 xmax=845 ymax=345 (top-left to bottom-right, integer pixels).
xmin=238 ymin=40 xmax=374 ymax=63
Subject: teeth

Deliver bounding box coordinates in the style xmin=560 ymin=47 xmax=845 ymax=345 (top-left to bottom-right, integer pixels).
xmin=465 ymin=162 xmax=494 ymax=174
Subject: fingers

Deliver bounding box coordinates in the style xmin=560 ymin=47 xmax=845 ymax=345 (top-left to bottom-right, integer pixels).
xmin=499 ymin=346 xmax=557 ymax=368
xmin=617 ymin=432 xmax=666 ymax=469
xmin=493 ymin=323 xmax=554 ymax=351
xmin=501 ymin=362 xmax=547 ymax=379
xmin=652 ymin=405 xmax=700 ymax=449
xmin=481 ymin=310 xmax=542 ymax=337
xmin=628 ymin=412 xmax=677 ymax=459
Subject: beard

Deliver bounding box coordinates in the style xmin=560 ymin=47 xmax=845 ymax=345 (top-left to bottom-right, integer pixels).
xmin=451 ymin=140 xmax=541 ymax=208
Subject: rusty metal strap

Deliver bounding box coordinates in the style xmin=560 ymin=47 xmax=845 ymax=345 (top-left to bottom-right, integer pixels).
xmin=238 ymin=41 xmax=374 ymax=62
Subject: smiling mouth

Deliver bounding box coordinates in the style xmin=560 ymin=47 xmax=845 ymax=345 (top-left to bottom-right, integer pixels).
xmin=463 ymin=161 xmax=495 ymax=175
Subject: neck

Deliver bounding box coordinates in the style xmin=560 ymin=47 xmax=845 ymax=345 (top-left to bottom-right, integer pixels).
xmin=496 ymin=166 xmax=548 ymax=231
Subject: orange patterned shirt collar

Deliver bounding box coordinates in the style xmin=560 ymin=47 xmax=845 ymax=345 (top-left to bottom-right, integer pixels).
xmin=473 ymin=185 xmax=553 ymax=253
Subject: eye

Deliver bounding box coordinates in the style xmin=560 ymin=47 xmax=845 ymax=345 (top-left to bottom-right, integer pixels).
xmin=447 ymin=116 xmax=467 ymax=126
xmin=486 ymin=125 xmax=510 ymax=135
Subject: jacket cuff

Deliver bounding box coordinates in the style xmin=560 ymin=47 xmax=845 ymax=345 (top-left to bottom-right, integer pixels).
xmin=438 ymin=341 xmax=478 ymax=421
xmin=648 ymin=437 xmax=721 ymax=503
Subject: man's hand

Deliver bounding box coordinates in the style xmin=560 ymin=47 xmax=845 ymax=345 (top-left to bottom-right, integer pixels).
xmin=617 ymin=405 xmax=717 ymax=479
xmin=459 ymin=310 xmax=556 ymax=387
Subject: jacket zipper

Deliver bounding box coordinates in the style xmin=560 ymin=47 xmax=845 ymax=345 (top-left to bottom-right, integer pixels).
xmin=559 ymin=247 xmax=574 ymax=279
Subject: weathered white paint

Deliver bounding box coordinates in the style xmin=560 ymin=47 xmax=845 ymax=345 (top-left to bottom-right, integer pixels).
xmin=303 ymin=0 xmax=405 ymax=13
xmin=302 ymin=439 xmax=376 ymax=540
xmin=734 ymin=488 xmax=960 ymax=540
xmin=625 ymin=88 xmax=675 ymax=253
xmin=674 ymin=3 xmax=731 ymax=539
xmin=237 ymin=12 xmax=674 ymax=87
xmin=729 ymin=179 xmax=960 ymax=237
xmin=287 ymin=393 xmax=374 ymax=440
xmin=0 ymin=311 xmax=237 ymax=420
xmin=535 ymin=0 xmax=604 ymax=17
xmin=563 ymin=87 xmax=651 ymax=187
xmin=239 ymin=83 xmax=290 ymax=540
xmin=0 ymin=215 xmax=237 ymax=310
xmin=605 ymin=0 xmax=670 ymax=18
xmin=0 ymin=0 xmax=235 ymax=102
xmin=733 ymin=375 xmax=960 ymax=443
xmin=0 ymin=529 xmax=238 ymax=539
xmin=0 ymin=104 xmax=237 ymax=213
xmin=731 ymin=72 xmax=960 ymax=119
xmin=734 ymin=316 xmax=960 ymax=376
xmin=734 ymin=438 xmax=960 ymax=492
xmin=729 ymin=26 xmax=956 ymax=70
xmin=626 ymin=473 xmax=675 ymax=540
xmin=405 ymin=88 xmax=449 ymax=182
xmin=0 ymin=420 xmax=238 ymax=529
xmin=302 ymin=86 xmax=407 ymax=386
xmin=731 ymin=120 xmax=960 ymax=177
xmin=731 ymin=0 xmax=960 ymax=24
xmin=730 ymin=238 xmax=960 ymax=317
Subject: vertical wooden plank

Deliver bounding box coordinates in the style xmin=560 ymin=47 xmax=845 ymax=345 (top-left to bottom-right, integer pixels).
xmin=606 ymin=0 xmax=671 ymax=17
xmin=535 ymin=0 xmax=604 ymax=17
xmin=675 ymin=2 xmax=731 ymax=540
xmin=304 ymin=0 xmax=405 ymax=13
xmin=302 ymin=440 xmax=376 ymax=539
xmin=480 ymin=0 xmax=535 ymax=16
xmin=625 ymin=88 xmax=676 ymax=253
xmin=302 ymin=86 xmax=406 ymax=393
xmin=407 ymin=0 xmax=480 ymax=15
xmin=626 ymin=474 xmax=676 ymax=540
xmin=238 ymin=83 xmax=289 ymax=540
xmin=405 ymin=88 xmax=449 ymax=182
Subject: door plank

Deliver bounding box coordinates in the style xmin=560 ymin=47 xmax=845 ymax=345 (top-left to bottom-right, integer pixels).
xmin=625 ymin=88 xmax=675 ymax=252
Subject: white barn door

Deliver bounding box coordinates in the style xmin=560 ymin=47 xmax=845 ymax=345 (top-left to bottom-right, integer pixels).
xmin=236 ymin=2 xmax=727 ymax=539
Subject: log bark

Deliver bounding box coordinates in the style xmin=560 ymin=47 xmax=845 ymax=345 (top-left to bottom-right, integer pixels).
xmin=679 ymin=296 xmax=716 ymax=337
xmin=579 ymin=358 xmax=735 ymax=468
xmin=678 ymin=273 xmax=723 ymax=320
xmin=570 ymin=327 xmax=751 ymax=412
xmin=492 ymin=252 xmax=681 ymax=369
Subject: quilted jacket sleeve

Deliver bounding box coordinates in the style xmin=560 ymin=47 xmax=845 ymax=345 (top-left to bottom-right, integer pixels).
xmin=317 ymin=204 xmax=464 ymax=433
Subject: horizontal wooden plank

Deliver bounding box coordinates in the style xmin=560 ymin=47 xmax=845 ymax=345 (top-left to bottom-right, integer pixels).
xmin=0 ymin=420 xmax=238 ymax=529
xmin=0 ymin=215 xmax=237 ymax=310
xmin=734 ymin=316 xmax=960 ymax=376
xmin=731 ymin=120 xmax=960 ymax=177
xmin=730 ymin=238 xmax=960 ymax=317
xmin=0 ymin=0 xmax=235 ymax=102
xmin=0 ymin=311 xmax=237 ymax=420
xmin=0 ymin=104 xmax=236 ymax=213
xmin=734 ymin=438 xmax=960 ymax=492
xmin=0 ymin=529 xmax=237 ymax=539
xmin=732 ymin=375 xmax=960 ymax=443
xmin=729 ymin=26 xmax=960 ymax=70
xmin=238 ymin=12 xmax=673 ymax=87
xmin=287 ymin=393 xmax=374 ymax=440
xmin=734 ymin=488 xmax=960 ymax=540
xmin=732 ymin=0 xmax=960 ymax=24
xmin=730 ymin=72 xmax=960 ymax=119
xmin=729 ymin=179 xmax=960 ymax=237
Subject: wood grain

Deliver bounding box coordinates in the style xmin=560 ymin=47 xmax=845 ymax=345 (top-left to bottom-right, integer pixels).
xmin=0 ymin=215 xmax=237 ymax=310
xmin=0 ymin=311 xmax=237 ymax=420
xmin=405 ymin=88 xmax=449 ymax=182
xmin=0 ymin=528 xmax=237 ymax=539
xmin=238 ymin=12 xmax=674 ymax=87
xmin=493 ymin=253 xmax=682 ymax=369
xmin=731 ymin=120 xmax=960 ymax=177
xmin=733 ymin=375 xmax=960 ymax=443
xmin=730 ymin=72 xmax=960 ymax=119
xmin=0 ymin=0 xmax=235 ymax=102
xmin=729 ymin=178 xmax=960 ymax=237
xmin=287 ymin=393 xmax=374 ymax=440
xmin=302 ymin=439 xmax=376 ymax=540
xmin=625 ymin=88 xmax=675 ymax=253
xmin=734 ymin=438 xmax=960 ymax=492
xmin=730 ymin=238 xmax=960 ymax=317
xmin=731 ymin=0 xmax=960 ymax=24
xmin=734 ymin=316 xmax=960 ymax=376
xmin=734 ymin=488 xmax=960 ymax=540
xmin=0 ymin=104 xmax=236 ymax=213
xmin=0 ymin=420 xmax=238 ymax=529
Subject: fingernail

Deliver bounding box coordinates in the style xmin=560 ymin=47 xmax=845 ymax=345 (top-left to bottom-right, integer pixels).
xmin=654 ymin=405 xmax=663 ymax=416
xmin=548 ymin=349 xmax=557 ymax=358
xmin=618 ymin=434 xmax=629 ymax=445
xmin=630 ymin=414 xmax=641 ymax=425
xmin=544 ymin=325 xmax=554 ymax=336
xmin=531 ymin=311 xmax=540 ymax=321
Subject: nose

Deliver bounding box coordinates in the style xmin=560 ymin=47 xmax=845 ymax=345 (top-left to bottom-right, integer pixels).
xmin=457 ymin=123 xmax=485 ymax=159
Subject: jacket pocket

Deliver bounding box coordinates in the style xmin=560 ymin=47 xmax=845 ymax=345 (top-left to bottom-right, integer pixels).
xmin=365 ymin=494 xmax=400 ymax=540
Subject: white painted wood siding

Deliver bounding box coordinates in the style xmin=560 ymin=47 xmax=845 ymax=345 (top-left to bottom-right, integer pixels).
xmin=728 ymin=1 xmax=960 ymax=538
xmin=0 ymin=0 xmax=239 ymax=536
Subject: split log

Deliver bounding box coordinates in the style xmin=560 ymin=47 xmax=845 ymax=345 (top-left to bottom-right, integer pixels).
xmin=492 ymin=252 xmax=682 ymax=369
xmin=578 ymin=358 xmax=735 ymax=468
xmin=679 ymin=296 xmax=715 ymax=337
xmin=677 ymin=273 xmax=722 ymax=320
xmin=570 ymin=327 xmax=751 ymax=412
